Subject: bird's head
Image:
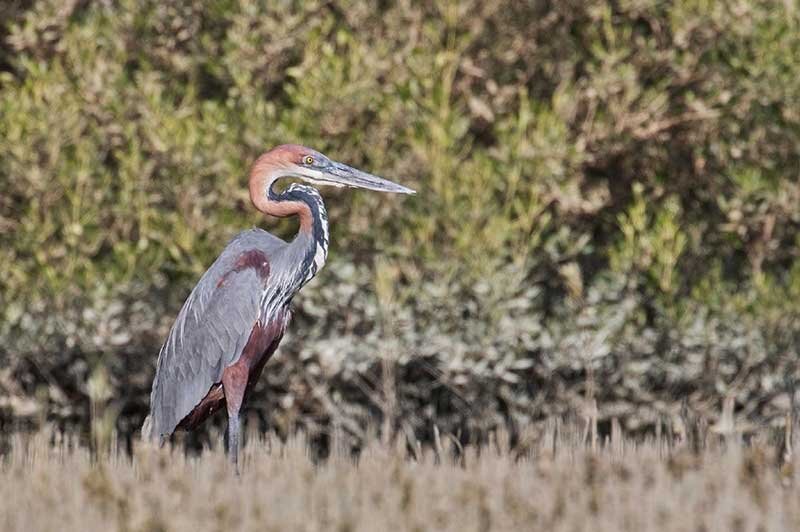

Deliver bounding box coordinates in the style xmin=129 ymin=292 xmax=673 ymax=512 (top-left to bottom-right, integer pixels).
xmin=250 ymin=144 xmax=415 ymax=198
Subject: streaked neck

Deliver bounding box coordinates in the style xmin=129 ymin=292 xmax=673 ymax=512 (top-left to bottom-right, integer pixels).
xmin=280 ymin=184 xmax=329 ymax=286
xmin=248 ymin=162 xmax=329 ymax=290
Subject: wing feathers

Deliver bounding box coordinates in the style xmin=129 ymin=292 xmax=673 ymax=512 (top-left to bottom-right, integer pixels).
xmin=145 ymin=246 xmax=273 ymax=439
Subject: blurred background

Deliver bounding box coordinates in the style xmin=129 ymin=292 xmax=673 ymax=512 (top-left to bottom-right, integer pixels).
xmin=0 ymin=0 xmax=799 ymax=451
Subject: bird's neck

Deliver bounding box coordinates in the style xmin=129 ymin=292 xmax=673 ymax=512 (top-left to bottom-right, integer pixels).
xmin=249 ymin=165 xmax=329 ymax=287
xmin=278 ymin=184 xmax=330 ymax=286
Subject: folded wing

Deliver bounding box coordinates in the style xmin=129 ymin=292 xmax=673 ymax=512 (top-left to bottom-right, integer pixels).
xmin=143 ymin=247 xmax=273 ymax=440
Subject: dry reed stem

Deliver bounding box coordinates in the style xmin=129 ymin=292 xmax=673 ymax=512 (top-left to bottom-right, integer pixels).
xmin=1 ymin=422 xmax=799 ymax=532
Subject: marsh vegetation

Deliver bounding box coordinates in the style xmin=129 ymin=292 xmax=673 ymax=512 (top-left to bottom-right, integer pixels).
xmin=1 ymin=3 xmax=800 ymax=529
xmin=2 ymin=421 xmax=798 ymax=532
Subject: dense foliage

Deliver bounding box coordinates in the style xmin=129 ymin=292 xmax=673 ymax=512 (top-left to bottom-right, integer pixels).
xmin=1 ymin=0 xmax=799 ymax=444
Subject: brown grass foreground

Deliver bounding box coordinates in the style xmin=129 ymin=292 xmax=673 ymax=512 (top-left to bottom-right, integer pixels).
xmin=1 ymin=424 xmax=798 ymax=532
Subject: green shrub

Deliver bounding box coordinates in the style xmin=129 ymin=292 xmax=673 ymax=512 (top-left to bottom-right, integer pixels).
xmin=1 ymin=0 xmax=798 ymax=443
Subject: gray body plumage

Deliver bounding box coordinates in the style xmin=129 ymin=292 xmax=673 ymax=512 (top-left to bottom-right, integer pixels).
xmin=143 ymin=211 xmax=324 ymax=441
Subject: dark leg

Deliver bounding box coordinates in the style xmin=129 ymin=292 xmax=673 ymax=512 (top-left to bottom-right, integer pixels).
xmin=226 ymin=412 xmax=241 ymax=473
xmin=222 ymin=364 xmax=248 ymax=474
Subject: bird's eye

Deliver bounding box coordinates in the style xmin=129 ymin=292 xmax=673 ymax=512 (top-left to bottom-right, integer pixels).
xmin=303 ymin=156 xmax=314 ymax=165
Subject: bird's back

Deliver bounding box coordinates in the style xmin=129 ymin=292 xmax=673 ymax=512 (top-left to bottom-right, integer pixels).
xmin=143 ymin=228 xmax=287 ymax=441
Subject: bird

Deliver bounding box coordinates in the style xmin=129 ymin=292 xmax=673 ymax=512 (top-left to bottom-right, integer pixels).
xmin=141 ymin=144 xmax=414 ymax=469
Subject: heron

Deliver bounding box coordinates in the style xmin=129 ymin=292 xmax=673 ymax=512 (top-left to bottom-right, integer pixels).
xmin=142 ymin=144 xmax=414 ymax=469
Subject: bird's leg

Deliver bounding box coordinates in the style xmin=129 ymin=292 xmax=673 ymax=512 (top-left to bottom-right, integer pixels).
xmin=222 ymin=366 xmax=248 ymax=474
xmin=226 ymin=412 xmax=241 ymax=473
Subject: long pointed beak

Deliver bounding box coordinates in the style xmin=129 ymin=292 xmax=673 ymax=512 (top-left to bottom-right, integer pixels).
xmin=326 ymin=162 xmax=415 ymax=194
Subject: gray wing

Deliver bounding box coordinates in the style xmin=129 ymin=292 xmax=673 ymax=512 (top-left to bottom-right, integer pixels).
xmin=143 ymin=230 xmax=282 ymax=440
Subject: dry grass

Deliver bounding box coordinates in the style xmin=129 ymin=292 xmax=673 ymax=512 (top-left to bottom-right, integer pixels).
xmin=1 ymin=422 xmax=798 ymax=532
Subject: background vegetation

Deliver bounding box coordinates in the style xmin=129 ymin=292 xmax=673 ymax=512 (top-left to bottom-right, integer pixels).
xmin=1 ymin=0 xmax=799 ymax=448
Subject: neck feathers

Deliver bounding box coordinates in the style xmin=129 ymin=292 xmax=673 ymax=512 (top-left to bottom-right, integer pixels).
xmin=248 ymin=157 xmax=329 ymax=285
xmin=284 ymin=184 xmax=329 ymax=282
